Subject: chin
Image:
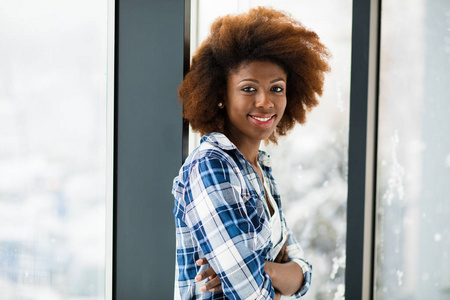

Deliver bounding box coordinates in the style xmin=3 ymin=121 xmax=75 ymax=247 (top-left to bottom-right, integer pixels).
xmin=253 ymin=130 xmax=275 ymax=142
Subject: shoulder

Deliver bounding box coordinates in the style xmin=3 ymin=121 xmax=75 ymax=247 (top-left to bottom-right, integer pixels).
xmin=178 ymin=133 xmax=241 ymax=185
xmin=185 ymin=133 xmax=238 ymax=171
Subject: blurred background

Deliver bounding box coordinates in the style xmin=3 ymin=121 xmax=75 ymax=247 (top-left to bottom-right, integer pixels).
xmin=0 ymin=0 xmax=109 ymax=299
xmin=1 ymin=0 xmax=449 ymax=299
xmin=375 ymin=1 xmax=450 ymax=299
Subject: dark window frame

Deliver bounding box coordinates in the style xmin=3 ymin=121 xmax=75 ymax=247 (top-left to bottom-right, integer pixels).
xmin=345 ymin=0 xmax=381 ymax=299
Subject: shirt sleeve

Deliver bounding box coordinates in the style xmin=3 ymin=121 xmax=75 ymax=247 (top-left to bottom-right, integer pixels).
xmin=182 ymin=156 xmax=275 ymax=300
xmin=283 ymin=220 xmax=312 ymax=298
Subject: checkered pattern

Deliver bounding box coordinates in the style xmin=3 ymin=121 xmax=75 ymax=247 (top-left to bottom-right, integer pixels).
xmin=173 ymin=132 xmax=312 ymax=299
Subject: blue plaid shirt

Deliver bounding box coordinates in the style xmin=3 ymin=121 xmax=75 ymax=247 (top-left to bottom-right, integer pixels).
xmin=173 ymin=132 xmax=312 ymax=300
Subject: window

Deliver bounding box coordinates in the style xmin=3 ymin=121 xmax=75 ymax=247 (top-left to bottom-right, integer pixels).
xmin=0 ymin=1 xmax=113 ymax=298
xmin=3 ymin=1 xmax=449 ymax=298
xmin=374 ymin=0 xmax=450 ymax=298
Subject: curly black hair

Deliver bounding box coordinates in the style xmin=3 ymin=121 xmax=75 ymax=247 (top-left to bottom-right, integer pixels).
xmin=179 ymin=7 xmax=330 ymax=143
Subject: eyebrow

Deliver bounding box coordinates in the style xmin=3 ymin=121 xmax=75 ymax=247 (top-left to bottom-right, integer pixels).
xmin=239 ymin=78 xmax=286 ymax=84
xmin=270 ymin=78 xmax=286 ymax=84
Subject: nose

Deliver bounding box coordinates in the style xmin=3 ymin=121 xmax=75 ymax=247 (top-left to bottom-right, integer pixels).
xmin=255 ymin=91 xmax=274 ymax=109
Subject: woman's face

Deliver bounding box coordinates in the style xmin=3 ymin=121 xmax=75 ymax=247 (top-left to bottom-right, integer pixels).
xmin=224 ymin=60 xmax=287 ymax=145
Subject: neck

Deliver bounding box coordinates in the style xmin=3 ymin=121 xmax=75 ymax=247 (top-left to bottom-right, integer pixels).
xmin=225 ymin=131 xmax=261 ymax=166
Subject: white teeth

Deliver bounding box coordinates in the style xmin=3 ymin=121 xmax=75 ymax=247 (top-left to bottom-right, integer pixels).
xmin=252 ymin=116 xmax=272 ymax=122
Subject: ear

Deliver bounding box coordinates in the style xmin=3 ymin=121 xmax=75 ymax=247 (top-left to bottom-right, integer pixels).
xmin=220 ymin=85 xmax=228 ymax=108
xmin=220 ymin=93 xmax=227 ymax=109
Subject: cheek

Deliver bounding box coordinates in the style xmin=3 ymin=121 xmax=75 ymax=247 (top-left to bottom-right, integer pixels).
xmin=227 ymin=101 xmax=248 ymax=115
xmin=225 ymin=106 xmax=245 ymax=123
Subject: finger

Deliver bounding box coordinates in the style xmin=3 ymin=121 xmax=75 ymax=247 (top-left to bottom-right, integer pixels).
xmin=208 ymin=286 xmax=223 ymax=292
xmin=274 ymin=247 xmax=283 ymax=263
xmin=275 ymin=246 xmax=286 ymax=263
xmin=282 ymin=248 xmax=289 ymax=263
xmin=274 ymin=292 xmax=282 ymax=300
xmin=274 ymin=249 xmax=280 ymax=263
xmin=281 ymin=247 xmax=288 ymax=262
xmin=195 ymin=267 xmax=217 ymax=282
xmin=274 ymin=253 xmax=280 ymax=263
xmin=275 ymin=252 xmax=282 ymax=263
xmin=196 ymin=258 xmax=209 ymax=266
xmin=208 ymin=284 xmax=223 ymax=292
xmin=200 ymin=276 xmax=222 ymax=292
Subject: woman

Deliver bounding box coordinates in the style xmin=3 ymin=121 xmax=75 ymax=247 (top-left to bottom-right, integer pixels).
xmin=173 ymin=7 xmax=329 ymax=299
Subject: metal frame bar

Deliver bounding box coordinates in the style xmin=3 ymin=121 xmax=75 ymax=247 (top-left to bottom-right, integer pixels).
xmin=182 ymin=0 xmax=191 ymax=162
xmin=345 ymin=0 xmax=381 ymax=299
xmin=105 ymin=0 xmax=115 ymax=299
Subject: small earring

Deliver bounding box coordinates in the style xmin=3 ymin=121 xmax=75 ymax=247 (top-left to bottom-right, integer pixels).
xmin=218 ymin=102 xmax=224 ymax=108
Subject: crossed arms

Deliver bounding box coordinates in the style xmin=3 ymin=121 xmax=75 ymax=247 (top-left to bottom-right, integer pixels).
xmin=177 ymin=156 xmax=311 ymax=299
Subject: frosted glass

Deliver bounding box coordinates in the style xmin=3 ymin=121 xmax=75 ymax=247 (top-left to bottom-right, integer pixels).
xmin=0 ymin=1 xmax=109 ymax=299
xmin=375 ymin=1 xmax=450 ymax=299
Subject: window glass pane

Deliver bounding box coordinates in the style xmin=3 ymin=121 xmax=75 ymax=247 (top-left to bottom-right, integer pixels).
xmin=0 ymin=1 xmax=110 ymax=299
xmin=375 ymin=1 xmax=450 ymax=299
xmin=191 ymin=1 xmax=352 ymax=299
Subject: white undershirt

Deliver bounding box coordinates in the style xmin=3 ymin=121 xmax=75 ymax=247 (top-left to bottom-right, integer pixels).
xmin=259 ymin=163 xmax=284 ymax=249
xmin=267 ymin=184 xmax=282 ymax=246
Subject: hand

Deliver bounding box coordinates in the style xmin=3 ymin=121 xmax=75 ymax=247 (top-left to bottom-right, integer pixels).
xmin=195 ymin=258 xmax=223 ymax=292
xmin=274 ymin=242 xmax=289 ymax=263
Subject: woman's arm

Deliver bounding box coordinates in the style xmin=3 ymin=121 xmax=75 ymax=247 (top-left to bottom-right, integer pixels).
xmin=184 ymin=156 xmax=276 ymax=299
xmin=196 ymin=243 xmax=300 ymax=296
xmin=280 ymin=227 xmax=312 ymax=298
xmin=264 ymin=242 xmax=304 ymax=296
xmin=196 ymin=258 xmax=283 ymax=300
xmin=195 ymin=219 xmax=311 ymax=298
xmin=264 ymin=260 xmax=304 ymax=295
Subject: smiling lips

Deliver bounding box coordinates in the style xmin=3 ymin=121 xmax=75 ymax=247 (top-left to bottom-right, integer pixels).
xmin=248 ymin=114 xmax=275 ymax=127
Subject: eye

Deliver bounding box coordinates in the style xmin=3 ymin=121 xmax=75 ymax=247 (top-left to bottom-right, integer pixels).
xmin=241 ymin=86 xmax=256 ymax=93
xmin=271 ymin=86 xmax=284 ymax=92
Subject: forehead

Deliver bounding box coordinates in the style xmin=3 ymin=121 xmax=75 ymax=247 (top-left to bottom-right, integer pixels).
xmin=228 ymin=60 xmax=287 ymax=81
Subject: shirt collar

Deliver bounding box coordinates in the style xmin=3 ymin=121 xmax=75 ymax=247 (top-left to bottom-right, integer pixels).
xmin=201 ymin=132 xmax=237 ymax=151
xmin=201 ymin=132 xmax=272 ymax=168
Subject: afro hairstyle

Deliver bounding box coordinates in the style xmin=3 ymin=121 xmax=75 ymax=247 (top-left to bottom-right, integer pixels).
xmin=178 ymin=6 xmax=330 ymax=143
